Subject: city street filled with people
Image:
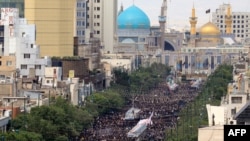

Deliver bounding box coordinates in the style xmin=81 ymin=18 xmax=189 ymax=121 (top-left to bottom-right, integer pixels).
xmin=81 ymin=80 xmax=200 ymax=141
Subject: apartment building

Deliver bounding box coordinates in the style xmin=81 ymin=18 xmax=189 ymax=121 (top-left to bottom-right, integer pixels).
xmin=0 ymin=8 xmax=51 ymax=78
xmin=25 ymin=0 xmax=75 ymax=57
xmin=212 ymin=4 xmax=250 ymax=42
xmin=87 ymin=0 xmax=118 ymax=53
xmin=76 ymin=0 xmax=88 ymax=45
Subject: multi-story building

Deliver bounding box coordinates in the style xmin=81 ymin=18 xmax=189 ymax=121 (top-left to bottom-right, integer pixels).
xmin=75 ymin=0 xmax=87 ymax=45
xmin=87 ymin=0 xmax=118 ymax=53
xmin=0 ymin=0 xmax=24 ymax=18
xmin=24 ymin=0 xmax=75 ymax=57
xmin=212 ymin=4 xmax=250 ymax=42
xmin=0 ymin=8 xmax=51 ymax=78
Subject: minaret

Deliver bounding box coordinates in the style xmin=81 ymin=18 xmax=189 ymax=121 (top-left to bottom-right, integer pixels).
xmin=189 ymin=4 xmax=197 ymax=47
xmin=158 ymin=0 xmax=167 ymax=50
xmin=189 ymin=4 xmax=197 ymax=36
xmin=225 ymin=4 xmax=232 ymax=34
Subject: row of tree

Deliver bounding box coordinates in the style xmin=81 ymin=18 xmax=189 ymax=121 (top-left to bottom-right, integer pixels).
xmin=166 ymin=64 xmax=233 ymax=141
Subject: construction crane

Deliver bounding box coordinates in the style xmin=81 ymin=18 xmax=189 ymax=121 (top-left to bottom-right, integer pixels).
xmin=158 ymin=0 xmax=167 ymax=50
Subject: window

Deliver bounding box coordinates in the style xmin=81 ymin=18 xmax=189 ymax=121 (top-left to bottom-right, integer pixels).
xmin=231 ymin=108 xmax=236 ymax=115
xmin=0 ymin=75 xmax=5 ymax=79
xmin=6 ymin=61 xmax=12 ymax=66
xmin=77 ymin=21 xmax=81 ymax=26
xmin=0 ymin=31 xmax=3 ymax=37
xmin=231 ymin=97 xmax=242 ymax=104
xmin=46 ymin=80 xmax=50 ymax=84
xmin=21 ymin=64 xmax=27 ymax=69
xmin=97 ymin=31 xmax=100 ymax=34
xmin=24 ymin=54 xmax=30 ymax=58
xmin=0 ymin=61 xmax=1 ymax=66
xmin=97 ymin=7 xmax=100 ymax=11
xmin=35 ymin=65 xmax=41 ymax=70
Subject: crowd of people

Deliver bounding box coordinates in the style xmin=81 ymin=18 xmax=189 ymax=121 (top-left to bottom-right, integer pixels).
xmin=81 ymin=80 xmax=201 ymax=141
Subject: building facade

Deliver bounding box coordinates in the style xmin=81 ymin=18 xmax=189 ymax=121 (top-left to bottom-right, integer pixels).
xmin=24 ymin=0 xmax=75 ymax=57
xmin=0 ymin=8 xmax=51 ymax=78
xmin=212 ymin=4 xmax=250 ymax=42
xmin=87 ymin=0 xmax=118 ymax=53
xmin=0 ymin=0 xmax=24 ymax=18
xmin=75 ymin=0 xmax=87 ymax=45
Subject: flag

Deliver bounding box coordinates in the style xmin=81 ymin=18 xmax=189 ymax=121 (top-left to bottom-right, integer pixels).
xmin=206 ymin=9 xmax=210 ymax=14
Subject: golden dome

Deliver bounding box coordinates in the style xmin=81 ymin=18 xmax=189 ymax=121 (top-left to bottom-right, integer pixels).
xmin=199 ymin=22 xmax=220 ymax=35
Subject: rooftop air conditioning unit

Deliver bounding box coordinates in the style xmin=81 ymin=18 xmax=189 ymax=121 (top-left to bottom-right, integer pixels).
xmin=229 ymin=120 xmax=237 ymax=125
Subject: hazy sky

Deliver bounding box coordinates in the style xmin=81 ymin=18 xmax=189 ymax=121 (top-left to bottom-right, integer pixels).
xmin=118 ymin=0 xmax=250 ymax=30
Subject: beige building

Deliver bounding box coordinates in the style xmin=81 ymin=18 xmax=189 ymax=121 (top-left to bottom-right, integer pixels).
xmin=87 ymin=0 xmax=118 ymax=53
xmin=0 ymin=56 xmax=16 ymax=97
xmin=25 ymin=0 xmax=75 ymax=57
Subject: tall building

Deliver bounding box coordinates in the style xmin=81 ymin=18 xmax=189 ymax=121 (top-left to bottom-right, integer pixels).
xmin=212 ymin=4 xmax=250 ymax=42
xmin=0 ymin=8 xmax=51 ymax=78
xmin=25 ymin=0 xmax=75 ymax=57
xmin=87 ymin=0 xmax=118 ymax=53
xmin=76 ymin=0 xmax=87 ymax=45
xmin=0 ymin=0 xmax=24 ymax=18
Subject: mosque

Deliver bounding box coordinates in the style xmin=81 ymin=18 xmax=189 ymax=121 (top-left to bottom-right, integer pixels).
xmin=111 ymin=2 xmax=249 ymax=77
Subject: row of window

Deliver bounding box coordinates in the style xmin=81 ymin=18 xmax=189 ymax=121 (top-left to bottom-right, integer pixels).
xmin=77 ymin=21 xmax=85 ymax=26
xmin=217 ymin=20 xmax=249 ymax=24
xmin=77 ymin=11 xmax=85 ymax=17
xmin=94 ymin=7 xmax=100 ymax=11
xmin=217 ymin=15 xmax=249 ymax=19
xmin=0 ymin=61 xmax=43 ymax=69
xmin=94 ymin=22 xmax=100 ymax=26
xmin=219 ymin=25 xmax=248 ymax=28
xmin=77 ymin=30 xmax=85 ymax=36
xmin=21 ymin=64 xmax=41 ymax=70
xmin=0 ymin=61 xmax=12 ymax=66
xmin=94 ymin=15 xmax=100 ymax=18
xmin=77 ymin=2 xmax=85 ymax=8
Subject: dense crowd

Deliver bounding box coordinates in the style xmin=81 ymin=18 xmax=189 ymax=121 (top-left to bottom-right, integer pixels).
xmin=80 ymin=80 xmax=200 ymax=141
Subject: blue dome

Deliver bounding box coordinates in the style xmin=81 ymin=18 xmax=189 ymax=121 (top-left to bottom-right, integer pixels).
xmin=118 ymin=5 xmax=150 ymax=29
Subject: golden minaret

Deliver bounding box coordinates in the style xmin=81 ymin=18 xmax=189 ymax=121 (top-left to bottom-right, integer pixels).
xmin=225 ymin=5 xmax=232 ymax=34
xmin=189 ymin=4 xmax=197 ymax=35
